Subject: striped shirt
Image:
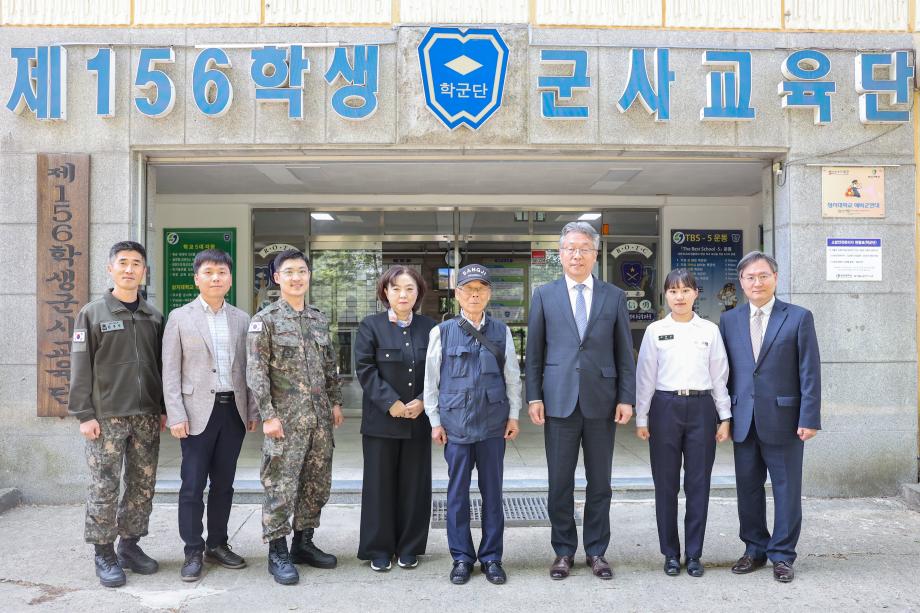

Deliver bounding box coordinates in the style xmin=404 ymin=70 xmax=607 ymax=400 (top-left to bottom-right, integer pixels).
xmin=198 ymin=295 xmax=233 ymax=392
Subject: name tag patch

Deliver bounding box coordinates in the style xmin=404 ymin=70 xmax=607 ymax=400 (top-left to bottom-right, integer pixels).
xmin=658 ymin=334 xmax=674 ymax=341
xmin=248 ymin=321 xmax=263 ymax=333
xmin=100 ymin=320 xmax=125 ymax=333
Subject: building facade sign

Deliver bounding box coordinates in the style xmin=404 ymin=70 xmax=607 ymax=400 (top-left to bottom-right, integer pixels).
xmin=36 ymin=154 xmax=89 ymax=418
xmin=4 ymin=39 xmax=914 ymax=127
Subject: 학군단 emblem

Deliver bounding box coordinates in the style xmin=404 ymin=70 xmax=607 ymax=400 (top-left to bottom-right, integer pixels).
xmin=418 ymin=27 xmax=509 ymax=130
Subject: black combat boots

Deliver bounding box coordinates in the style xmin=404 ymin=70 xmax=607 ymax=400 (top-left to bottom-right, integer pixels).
xmin=116 ymin=536 xmax=160 ymax=574
xmin=94 ymin=543 xmax=126 ymax=587
xmin=268 ymin=537 xmax=300 ymax=585
xmin=290 ymin=528 xmax=338 ymax=568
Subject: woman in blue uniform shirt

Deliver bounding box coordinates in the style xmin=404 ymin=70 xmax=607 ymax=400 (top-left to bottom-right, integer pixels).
xmin=635 ymin=269 xmax=732 ymax=577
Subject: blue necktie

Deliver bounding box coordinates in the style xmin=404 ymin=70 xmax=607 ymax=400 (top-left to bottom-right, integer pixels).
xmin=574 ymin=284 xmax=588 ymax=340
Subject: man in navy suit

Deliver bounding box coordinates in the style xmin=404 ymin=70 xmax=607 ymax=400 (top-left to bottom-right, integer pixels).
xmin=526 ymin=221 xmax=636 ymax=581
xmin=718 ymin=251 xmax=821 ymax=583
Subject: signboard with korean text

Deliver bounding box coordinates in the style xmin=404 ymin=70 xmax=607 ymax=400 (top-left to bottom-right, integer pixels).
xmin=4 ymin=41 xmax=914 ymax=128
xmin=37 ymin=154 xmax=89 ymax=417
xmin=821 ymin=167 xmax=885 ymax=218
xmin=826 ymin=238 xmax=882 ymax=281
xmin=163 ymin=228 xmax=236 ymax=316
xmin=670 ymin=230 xmax=744 ymax=323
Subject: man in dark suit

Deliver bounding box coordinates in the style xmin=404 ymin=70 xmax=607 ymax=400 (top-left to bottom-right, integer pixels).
xmin=718 ymin=251 xmax=821 ymax=583
xmin=526 ymin=221 xmax=636 ymax=580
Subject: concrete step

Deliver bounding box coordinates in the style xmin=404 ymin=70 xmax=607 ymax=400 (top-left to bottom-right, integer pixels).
xmin=154 ymin=476 xmax=758 ymax=504
xmin=0 ymin=488 xmax=22 ymax=514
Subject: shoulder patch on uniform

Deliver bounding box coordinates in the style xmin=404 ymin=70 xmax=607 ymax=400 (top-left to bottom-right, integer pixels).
xmin=72 ymin=329 xmax=86 ymax=343
xmin=248 ymin=321 xmax=263 ymax=333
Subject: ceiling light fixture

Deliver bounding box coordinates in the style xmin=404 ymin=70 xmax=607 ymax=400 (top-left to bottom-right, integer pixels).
xmin=311 ymin=213 xmax=335 ymax=221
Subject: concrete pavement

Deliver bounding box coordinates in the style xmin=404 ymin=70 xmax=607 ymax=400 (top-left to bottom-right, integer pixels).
xmin=1 ymin=497 xmax=918 ymax=612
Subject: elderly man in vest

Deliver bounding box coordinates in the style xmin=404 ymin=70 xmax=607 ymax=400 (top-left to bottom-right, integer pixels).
xmin=424 ymin=264 xmax=522 ymax=586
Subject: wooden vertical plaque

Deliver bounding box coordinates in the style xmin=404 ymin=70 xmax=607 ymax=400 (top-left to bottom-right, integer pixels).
xmin=36 ymin=154 xmax=90 ymax=417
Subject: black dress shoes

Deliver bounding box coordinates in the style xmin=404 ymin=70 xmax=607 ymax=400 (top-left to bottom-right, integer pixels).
xmin=450 ymin=560 xmax=472 ymax=585
xmin=550 ymin=555 xmax=574 ymax=580
xmin=773 ymin=561 xmax=795 ymax=583
xmin=686 ymin=558 xmax=704 ymax=577
xmin=481 ymin=561 xmax=507 ymax=585
xmin=586 ymin=555 xmax=613 ymax=580
xmin=663 ymin=556 xmax=680 ymax=576
xmin=181 ymin=551 xmax=204 ymax=582
xmin=205 ymin=543 xmax=247 ymax=569
xmin=731 ymin=554 xmax=767 ymax=574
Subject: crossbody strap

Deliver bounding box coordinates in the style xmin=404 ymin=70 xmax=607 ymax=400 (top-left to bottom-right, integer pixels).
xmin=457 ymin=318 xmax=505 ymax=371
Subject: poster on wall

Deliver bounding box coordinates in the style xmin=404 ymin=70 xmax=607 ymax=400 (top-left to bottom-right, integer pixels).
xmin=821 ymin=167 xmax=885 ymax=218
xmin=485 ymin=261 xmax=527 ymax=324
xmin=826 ymin=238 xmax=882 ymax=281
xmin=164 ymin=228 xmax=236 ymax=316
xmin=670 ymin=230 xmax=743 ymax=323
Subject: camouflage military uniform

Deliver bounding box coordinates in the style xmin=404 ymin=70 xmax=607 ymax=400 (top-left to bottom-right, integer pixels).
xmin=85 ymin=415 xmax=160 ymax=543
xmin=247 ymin=299 xmax=342 ymax=542
xmin=69 ymin=291 xmax=165 ymax=544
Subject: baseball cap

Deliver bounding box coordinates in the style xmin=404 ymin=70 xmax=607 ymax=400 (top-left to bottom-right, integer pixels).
xmin=457 ymin=264 xmax=491 ymax=287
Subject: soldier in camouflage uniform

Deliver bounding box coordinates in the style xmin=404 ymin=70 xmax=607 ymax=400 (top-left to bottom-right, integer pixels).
xmin=247 ymin=249 xmax=344 ymax=585
xmin=69 ymin=241 xmax=166 ymax=588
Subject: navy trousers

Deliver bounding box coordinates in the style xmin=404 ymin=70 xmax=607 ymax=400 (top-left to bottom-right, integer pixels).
xmin=647 ymin=391 xmax=718 ymax=559
xmin=443 ymin=436 xmax=505 ymax=564
xmin=733 ymin=419 xmax=804 ymax=564
xmin=178 ymin=393 xmax=245 ymax=554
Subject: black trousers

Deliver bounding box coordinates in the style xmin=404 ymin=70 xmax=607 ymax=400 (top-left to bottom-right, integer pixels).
xmin=357 ymin=433 xmax=432 ymax=560
xmin=545 ymin=403 xmax=616 ymax=557
xmin=647 ymin=391 xmax=718 ymax=559
xmin=178 ymin=392 xmax=246 ymax=554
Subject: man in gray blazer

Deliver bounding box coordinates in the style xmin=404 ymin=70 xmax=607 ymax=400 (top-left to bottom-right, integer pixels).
xmin=162 ymin=249 xmax=259 ymax=581
xmin=526 ymin=222 xmax=636 ymax=581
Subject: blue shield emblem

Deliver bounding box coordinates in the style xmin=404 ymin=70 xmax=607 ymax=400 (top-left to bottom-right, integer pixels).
xmin=621 ymin=261 xmax=643 ymax=287
xmin=418 ymin=27 xmax=509 ymax=130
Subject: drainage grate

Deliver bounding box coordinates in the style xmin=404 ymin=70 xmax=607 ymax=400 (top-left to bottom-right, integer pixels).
xmin=431 ymin=495 xmax=581 ymax=528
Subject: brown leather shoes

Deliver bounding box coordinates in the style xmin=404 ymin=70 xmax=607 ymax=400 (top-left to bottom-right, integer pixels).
xmin=586 ymin=555 xmax=613 ymax=579
xmin=773 ymin=561 xmax=794 ymax=583
xmin=731 ymin=555 xmax=767 ymax=574
xmin=549 ymin=555 xmax=574 ymax=580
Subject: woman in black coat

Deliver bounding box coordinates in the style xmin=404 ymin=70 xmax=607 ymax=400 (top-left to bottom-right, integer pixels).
xmin=355 ymin=265 xmax=436 ymax=572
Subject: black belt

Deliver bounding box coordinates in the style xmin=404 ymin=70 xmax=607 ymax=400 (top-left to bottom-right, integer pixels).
xmin=215 ymin=391 xmax=235 ymax=402
xmin=658 ymin=389 xmax=711 ymax=397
